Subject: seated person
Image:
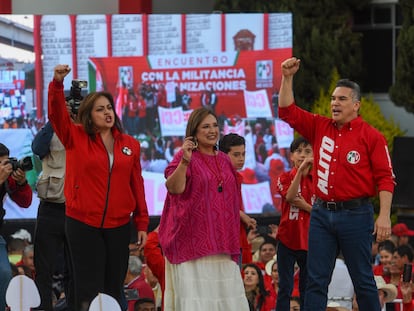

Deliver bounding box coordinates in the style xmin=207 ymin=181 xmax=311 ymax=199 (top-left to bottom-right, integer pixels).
xmin=15 ymin=244 xmax=35 ymax=279
xmin=243 ymin=263 xmax=276 ymax=311
xmin=134 ymin=297 xmax=156 ymax=311
xmin=124 ymin=255 xmax=154 ymax=311
xmin=7 ymin=238 xmax=26 ymax=265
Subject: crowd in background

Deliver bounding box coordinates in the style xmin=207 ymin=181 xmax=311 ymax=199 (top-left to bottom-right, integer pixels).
xmin=6 ymin=221 xmax=414 ymax=310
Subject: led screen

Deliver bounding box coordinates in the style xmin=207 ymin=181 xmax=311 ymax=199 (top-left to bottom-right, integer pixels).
xmin=0 ymin=13 xmax=293 ymax=218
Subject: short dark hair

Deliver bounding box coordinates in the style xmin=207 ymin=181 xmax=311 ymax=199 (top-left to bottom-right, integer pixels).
xmin=396 ymin=244 xmax=414 ymax=262
xmin=0 ymin=143 xmax=10 ymax=157
xmin=378 ymin=239 xmax=396 ymax=255
xmin=134 ymin=298 xmax=155 ymax=311
xmin=218 ymin=133 xmax=245 ymax=154
xmin=259 ymin=240 xmax=277 ymax=252
xmin=290 ymin=296 xmax=301 ymax=305
xmin=290 ymin=136 xmax=310 ymax=153
xmin=336 ymin=79 xmax=361 ymax=101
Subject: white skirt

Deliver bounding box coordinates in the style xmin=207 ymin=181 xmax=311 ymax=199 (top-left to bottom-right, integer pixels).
xmin=163 ymin=254 xmax=249 ymax=311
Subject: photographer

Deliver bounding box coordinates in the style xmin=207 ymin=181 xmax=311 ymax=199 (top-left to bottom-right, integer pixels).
xmin=31 ymin=101 xmax=73 ymax=311
xmin=0 ymin=142 xmax=32 ymax=311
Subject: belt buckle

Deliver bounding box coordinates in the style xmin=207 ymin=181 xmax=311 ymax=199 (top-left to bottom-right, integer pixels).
xmin=326 ymin=202 xmax=337 ymax=211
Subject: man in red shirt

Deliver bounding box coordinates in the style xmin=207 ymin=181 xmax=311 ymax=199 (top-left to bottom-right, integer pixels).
xmin=278 ymin=57 xmax=395 ymax=311
xmin=124 ymin=255 xmax=155 ymax=311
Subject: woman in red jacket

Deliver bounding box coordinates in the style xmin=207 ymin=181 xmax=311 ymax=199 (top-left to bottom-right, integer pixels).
xmin=48 ymin=65 xmax=149 ymax=311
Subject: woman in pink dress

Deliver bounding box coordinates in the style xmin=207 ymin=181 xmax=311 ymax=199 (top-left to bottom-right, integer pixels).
xmin=159 ymin=107 xmax=249 ymax=311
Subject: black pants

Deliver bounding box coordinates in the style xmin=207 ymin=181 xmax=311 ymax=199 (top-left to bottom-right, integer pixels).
xmin=65 ymin=216 xmax=130 ymax=311
xmin=34 ymin=200 xmax=69 ymax=311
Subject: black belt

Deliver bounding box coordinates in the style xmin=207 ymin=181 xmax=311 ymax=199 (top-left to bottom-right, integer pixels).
xmin=317 ymin=198 xmax=369 ymax=211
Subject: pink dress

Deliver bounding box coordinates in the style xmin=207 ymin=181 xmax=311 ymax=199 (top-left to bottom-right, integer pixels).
xmin=159 ymin=149 xmax=241 ymax=264
xmin=159 ymin=150 xmax=249 ymax=311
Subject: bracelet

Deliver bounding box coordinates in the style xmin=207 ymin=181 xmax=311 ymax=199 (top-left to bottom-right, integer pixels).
xmin=181 ymin=157 xmax=190 ymax=166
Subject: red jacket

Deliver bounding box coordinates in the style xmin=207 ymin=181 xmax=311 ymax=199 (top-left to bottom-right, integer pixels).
xmin=0 ymin=177 xmax=32 ymax=227
xmin=48 ymin=80 xmax=149 ymax=230
xmin=143 ymin=231 xmax=165 ymax=310
xmin=252 ymin=292 xmax=276 ymax=311
xmin=143 ymin=231 xmax=165 ymax=293
xmin=1 ymin=177 xmax=32 ymax=207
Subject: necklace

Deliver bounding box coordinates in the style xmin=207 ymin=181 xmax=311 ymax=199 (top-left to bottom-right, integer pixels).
xmin=199 ymin=151 xmax=224 ymax=192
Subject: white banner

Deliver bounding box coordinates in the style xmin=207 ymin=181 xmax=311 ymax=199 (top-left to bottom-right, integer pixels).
xmin=158 ymin=107 xmax=192 ymax=137
xmin=142 ymin=171 xmax=167 ymax=216
xmin=222 ymin=120 xmax=245 ymax=136
xmin=243 ymin=132 xmax=256 ymax=169
xmin=241 ymin=181 xmax=273 ymax=214
xmin=274 ymin=119 xmax=294 ymax=148
xmin=142 ymin=172 xmax=274 ymax=216
xmin=147 ymin=51 xmax=238 ymax=69
xmin=244 ymin=89 xmax=273 ymax=118
xmin=165 ymin=82 xmax=176 ymax=103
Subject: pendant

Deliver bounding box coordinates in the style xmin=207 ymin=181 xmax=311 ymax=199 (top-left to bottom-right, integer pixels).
xmin=218 ymin=182 xmax=223 ymax=193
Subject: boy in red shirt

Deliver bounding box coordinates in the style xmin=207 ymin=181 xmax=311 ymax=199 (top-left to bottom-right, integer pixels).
xmin=276 ymin=136 xmax=314 ymax=310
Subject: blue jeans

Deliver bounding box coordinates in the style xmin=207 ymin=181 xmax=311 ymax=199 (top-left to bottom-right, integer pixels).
xmin=276 ymin=242 xmax=307 ymax=311
xmin=0 ymin=235 xmax=12 ymax=311
xmin=304 ymin=201 xmax=380 ymax=311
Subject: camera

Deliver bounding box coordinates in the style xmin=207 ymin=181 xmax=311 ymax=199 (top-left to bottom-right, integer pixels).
xmin=6 ymin=156 xmax=33 ymax=171
xmin=66 ymin=79 xmax=88 ymax=115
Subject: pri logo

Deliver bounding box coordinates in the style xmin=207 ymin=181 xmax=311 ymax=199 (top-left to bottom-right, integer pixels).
xmin=256 ymin=60 xmax=273 ymax=88
xmin=122 ymin=146 xmax=132 ymax=156
xmin=347 ymin=150 xmax=360 ymax=164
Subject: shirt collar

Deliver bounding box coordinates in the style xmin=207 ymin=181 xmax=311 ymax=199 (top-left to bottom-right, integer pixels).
xmin=332 ymin=115 xmax=363 ymax=131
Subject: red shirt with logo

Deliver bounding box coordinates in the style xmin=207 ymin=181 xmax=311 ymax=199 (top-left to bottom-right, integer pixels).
xmin=277 ymin=167 xmax=314 ymax=250
xmin=279 ymin=104 xmax=395 ymax=201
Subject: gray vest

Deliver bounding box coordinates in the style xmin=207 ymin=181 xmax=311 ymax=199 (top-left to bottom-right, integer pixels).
xmin=36 ymin=133 xmax=66 ymax=203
